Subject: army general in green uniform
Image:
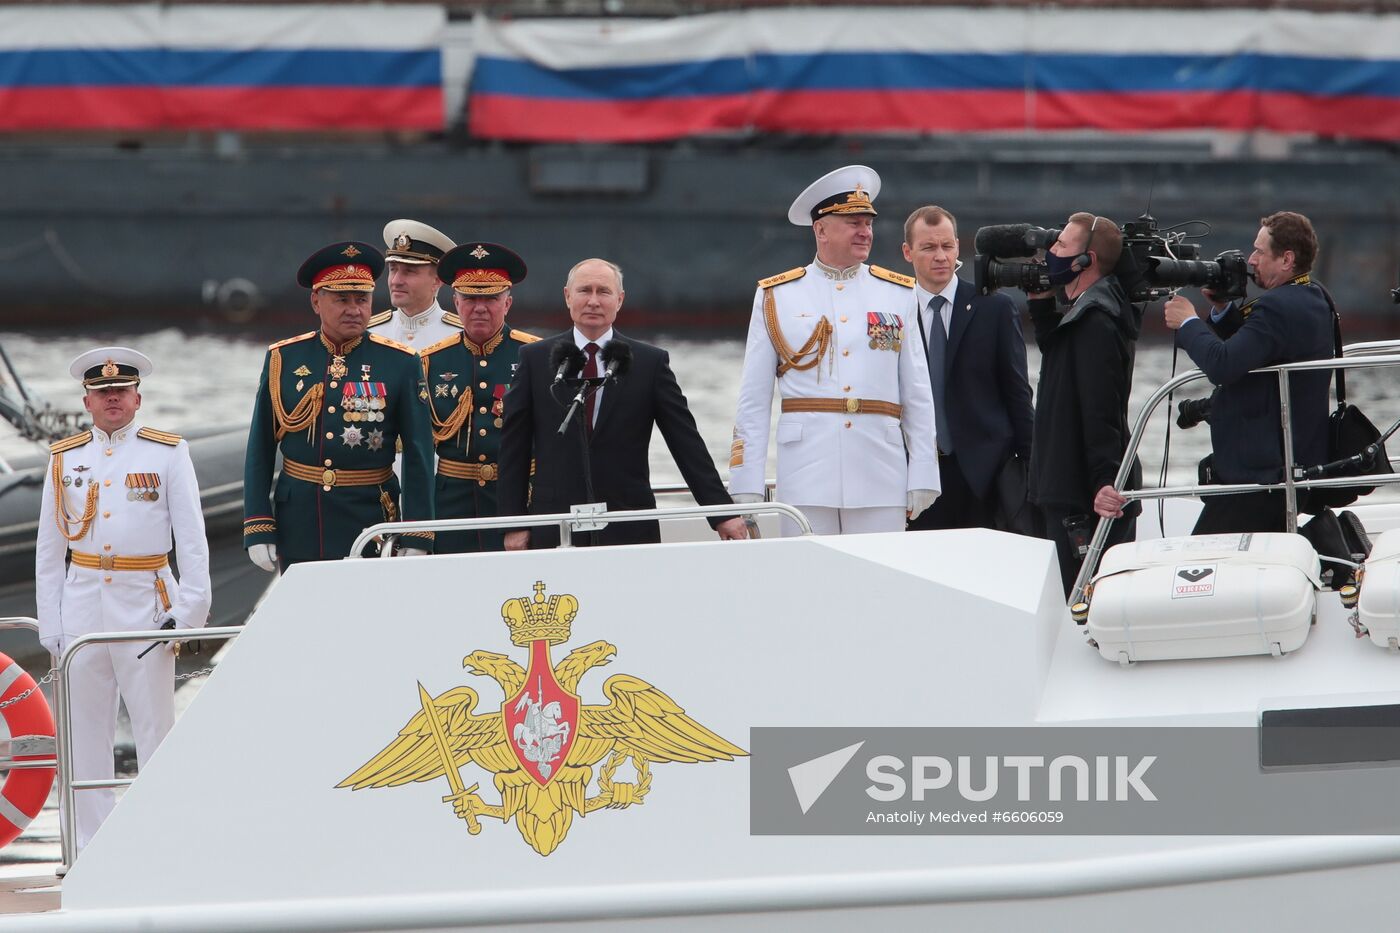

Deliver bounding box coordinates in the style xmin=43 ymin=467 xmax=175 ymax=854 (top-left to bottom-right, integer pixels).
xmin=419 ymin=242 xmax=537 ymax=553
xmin=243 ymin=241 xmax=436 ymax=570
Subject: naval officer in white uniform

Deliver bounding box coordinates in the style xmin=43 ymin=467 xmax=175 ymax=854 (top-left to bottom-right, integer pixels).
xmin=35 ymin=347 xmax=211 ymax=851
xmin=730 ymin=165 xmax=940 ymax=535
xmin=368 ymin=219 xmax=459 ymax=348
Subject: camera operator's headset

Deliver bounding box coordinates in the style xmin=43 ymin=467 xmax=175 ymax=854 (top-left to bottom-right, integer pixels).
xmin=1067 ymin=215 xmax=1098 ymax=276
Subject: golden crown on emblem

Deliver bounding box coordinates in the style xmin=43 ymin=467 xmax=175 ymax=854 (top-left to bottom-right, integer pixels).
xmin=501 ymin=581 xmax=578 ymax=647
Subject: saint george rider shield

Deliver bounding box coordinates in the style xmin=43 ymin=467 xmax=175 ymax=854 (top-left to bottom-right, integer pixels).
xmin=502 ymin=638 xmax=580 ymax=787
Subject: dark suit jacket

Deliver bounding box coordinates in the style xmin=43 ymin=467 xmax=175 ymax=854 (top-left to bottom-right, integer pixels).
xmin=923 ymin=278 xmax=1035 ymax=499
xmin=498 ymin=330 xmax=732 ymax=547
xmin=1177 ymin=279 xmax=1333 ymax=484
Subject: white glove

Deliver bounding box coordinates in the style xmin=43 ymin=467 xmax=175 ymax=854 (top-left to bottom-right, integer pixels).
xmin=730 ymin=493 xmax=764 ymax=504
xmin=398 ymin=547 xmax=427 ymax=558
xmin=39 ymin=635 xmax=62 ymax=659
xmin=248 ymin=543 xmax=278 ymax=573
xmin=907 ymin=489 xmax=938 ymax=521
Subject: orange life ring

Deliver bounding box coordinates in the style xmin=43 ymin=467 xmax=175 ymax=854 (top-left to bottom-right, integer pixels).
xmin=0 ymin=654 xmax=56 ymax=848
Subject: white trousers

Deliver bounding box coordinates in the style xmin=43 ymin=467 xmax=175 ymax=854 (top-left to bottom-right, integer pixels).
xmin=782 ymin=505 xmax=906 ymax=537
xmin=66 ymin=639 xmax=174 ymax=851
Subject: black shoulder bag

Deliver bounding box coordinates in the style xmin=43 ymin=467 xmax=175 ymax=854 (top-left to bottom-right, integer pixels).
xmin=1307 ymin=289 xmax=1391 ymax=509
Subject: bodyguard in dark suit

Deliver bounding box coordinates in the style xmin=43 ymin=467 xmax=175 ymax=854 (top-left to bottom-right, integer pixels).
xmin=498 ymin=258 xmax=747 ymax=549
xmin=901 ymin=206 xmax=1034 ymax=531
xmin=1163 ymin=211 xmax=1333 ymax=534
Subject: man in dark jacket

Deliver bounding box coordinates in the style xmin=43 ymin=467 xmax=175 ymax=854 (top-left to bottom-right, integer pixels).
xmin=1163 ymin=211 xmax=1332 ymax=533
xmin=1027 ymin=213 xmax=1142 ymax=596
xmin=499 ymin=258 xmax=747 ymax=549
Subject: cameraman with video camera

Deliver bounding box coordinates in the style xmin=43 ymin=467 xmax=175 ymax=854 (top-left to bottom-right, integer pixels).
xmin=1163 ymin=211 xmax=1332 ymax=533
xmin=1027 ymin=212 xmax=1142 ymax=596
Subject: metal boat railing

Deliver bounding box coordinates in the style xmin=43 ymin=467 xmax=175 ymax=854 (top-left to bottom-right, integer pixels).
xmin=54 ymin=625 xmax=243 ymax=870
xmin=1069 ymin=351 xmax=1400 ymax=604
xmin=349 ymin=500 xmax=809 ymax=557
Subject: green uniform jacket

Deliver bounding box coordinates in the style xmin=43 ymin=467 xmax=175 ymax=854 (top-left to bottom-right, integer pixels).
xmin=243 ymin=330 xmax=436 ymax=565
xmin=420 ymin=325 xmax=539 ymax=553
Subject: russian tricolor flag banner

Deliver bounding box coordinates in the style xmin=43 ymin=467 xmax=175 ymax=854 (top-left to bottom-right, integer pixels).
xmin=0 ymin=4 xmax=444 ymax=131
xmin=467 ymin=7 xmax=1400 ymax=142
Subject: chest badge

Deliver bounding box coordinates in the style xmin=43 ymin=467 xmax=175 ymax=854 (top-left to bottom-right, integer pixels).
xmin=293 ymin=365 xmax=312 ymax=377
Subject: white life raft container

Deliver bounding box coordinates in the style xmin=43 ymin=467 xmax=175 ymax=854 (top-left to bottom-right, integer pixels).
xmin=1085 ymin=533 xmax=1321 ymax=665
xmin=1355 ymin=528 xmax=1400 ymax=650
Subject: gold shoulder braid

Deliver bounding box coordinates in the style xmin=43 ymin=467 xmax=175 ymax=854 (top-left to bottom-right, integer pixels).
xmin=269 ymin=348 xmax=325 ymax=440
xmin=51 ymin=452 xmax=98 ymax=541
xmin=421 ymin=355 xmax=474 ymax=445
xmin=763 ymin=287 xmax=832 ymax=377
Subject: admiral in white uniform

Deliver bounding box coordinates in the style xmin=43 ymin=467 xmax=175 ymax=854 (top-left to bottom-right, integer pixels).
xmin=730 ymin=165 xmax=940 ymax=535
xmin=35 ymin=347 xmax=211 ymax=850
xmin=368 ymin=219 xmax=459 ymax=348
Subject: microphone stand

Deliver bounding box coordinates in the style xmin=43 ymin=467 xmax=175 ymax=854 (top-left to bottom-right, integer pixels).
xmin=553 ymin=377 xmax=602 ymax=546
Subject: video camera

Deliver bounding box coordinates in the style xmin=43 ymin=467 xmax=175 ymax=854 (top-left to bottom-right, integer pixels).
xmin=972 ymin=213 xmax=1251 ymax=303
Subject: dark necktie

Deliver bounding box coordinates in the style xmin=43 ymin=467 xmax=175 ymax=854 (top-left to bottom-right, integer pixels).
xmin=583 ymin=342 xmax=600 ymax=432
xmin=924 ymin=295 xmax=952 ymax=456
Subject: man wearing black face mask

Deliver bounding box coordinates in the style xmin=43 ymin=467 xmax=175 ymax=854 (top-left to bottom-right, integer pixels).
xmin=1026 ymin=212 xmax=1142 ymax=596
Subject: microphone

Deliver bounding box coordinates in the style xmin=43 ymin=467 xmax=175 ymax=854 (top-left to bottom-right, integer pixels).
xmin=599 ymin=340 xmax=632 ymax=383
xmin=550 ymin=341 xmax=586 ymax=386
xmin=973 ymin=224 xmax=1061 ymax=258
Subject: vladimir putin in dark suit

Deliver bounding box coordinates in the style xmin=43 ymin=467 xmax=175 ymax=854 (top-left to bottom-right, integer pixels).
xmin=902 ymin=206 xmax=1035 ymax=531
xmin=499 ymin=258 xmax=747 ymax=549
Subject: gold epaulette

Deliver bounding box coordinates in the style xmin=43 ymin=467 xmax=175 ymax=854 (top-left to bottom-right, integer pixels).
xmin=869 ymin=265 xmax=915 ymax=287
xmin=369 ymin=333 xmax=416 ymax=355
xmin=758 ymin=267 xmax=806 ymax=289
xmin=268 ymin=331 xmax=316 ymax=351
xmin=511 ymin=328 xmax=542 ymax=344
xmin=368 ymin=310 xmax=393 ymax=327
xmin=442 ymin=311 xmax=461 ymax=327
xmin=137 ymin=427 xmax=182 ymax=446
xmin=49 ymin=430 xmax=91 ymax=454
xmin=420 ymin=334 xmax=461 ymax=357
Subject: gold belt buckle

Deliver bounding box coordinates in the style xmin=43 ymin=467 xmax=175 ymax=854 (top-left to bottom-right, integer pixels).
xmin=321 ymin=469 xmax=337 ymax=487
xmin=100 ymin=554 xmax=115 ymax=571
xmin=845 ymin=398 xmax=860 ymax=414
xmin=479 ymin=464 xmax=498 ymax=482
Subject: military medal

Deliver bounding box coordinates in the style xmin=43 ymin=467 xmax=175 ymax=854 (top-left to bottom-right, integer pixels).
xmin=435 ymin=384 xmax=450 ymax=397
xmin=62 ymin=475 xmax=72 ymax=487
xmin=125 ymin=472 xmax=161 ymax=502
xmin=73 ymin=477 xmax=82 ymax=488
xmin=329 ymin=356 xmax=348 ymax=380
xmin=866 ymin=312 xmax=904 ymax=352
xmin=340 ymin=426 xmax=363 ymax=448
xmin=367 ymin=429 xmax=385 ymax=451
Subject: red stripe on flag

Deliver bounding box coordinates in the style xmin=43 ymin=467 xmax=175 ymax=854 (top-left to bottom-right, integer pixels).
xmin=0 ymin=87 xmax=442 ymax=131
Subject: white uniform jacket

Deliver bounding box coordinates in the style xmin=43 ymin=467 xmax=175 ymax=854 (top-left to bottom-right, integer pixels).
xmin=730 ymin=262 xmax=940 ymax=508
xmin=35 ymin=422 xmax=212 ymax=650
xmin=368 ymin=301 xmax=459 ymax=349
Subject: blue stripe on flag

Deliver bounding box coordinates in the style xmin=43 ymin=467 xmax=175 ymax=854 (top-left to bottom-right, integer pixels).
xmin=0 ymin=49 xmax=441 ymax=88
xmin=470 ymin=51 xmax=1400 ymax=99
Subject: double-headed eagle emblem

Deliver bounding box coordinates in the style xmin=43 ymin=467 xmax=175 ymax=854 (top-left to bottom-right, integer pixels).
xmin=339 ymin=582 xmax=746 ymax=856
